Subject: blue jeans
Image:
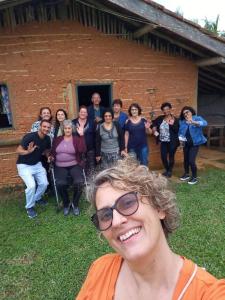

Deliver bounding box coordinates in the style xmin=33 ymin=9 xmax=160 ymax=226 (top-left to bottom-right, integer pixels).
xmin=129 ymin=146 xmax=149 ymax=166
xmin=17 ymin=162 xmax=48 ymax=209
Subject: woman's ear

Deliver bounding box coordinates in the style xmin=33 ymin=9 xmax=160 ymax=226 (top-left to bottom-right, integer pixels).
xmin=157 ymin=209 xmax=166 ymax=220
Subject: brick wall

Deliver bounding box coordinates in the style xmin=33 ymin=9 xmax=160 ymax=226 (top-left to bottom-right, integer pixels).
xmin=0 ymin=20 xmax=197 ymax=187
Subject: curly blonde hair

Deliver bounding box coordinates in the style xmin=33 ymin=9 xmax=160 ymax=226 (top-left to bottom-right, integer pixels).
xmin=88 ymin=158 xmax=180 ymax=237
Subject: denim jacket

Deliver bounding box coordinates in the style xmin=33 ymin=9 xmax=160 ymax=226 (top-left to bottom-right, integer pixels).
xmin=179 ymin=115 xmax=207 ymax=146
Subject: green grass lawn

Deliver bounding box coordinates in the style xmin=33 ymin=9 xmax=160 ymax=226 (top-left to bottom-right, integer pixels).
xmin=1 ymin=168 xmax=225 ymax=300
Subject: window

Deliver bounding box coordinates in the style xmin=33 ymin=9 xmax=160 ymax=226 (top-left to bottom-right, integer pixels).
xmin=0 ymin=84 xmax=12 ymax=128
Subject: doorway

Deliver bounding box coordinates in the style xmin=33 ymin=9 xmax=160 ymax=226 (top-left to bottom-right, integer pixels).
xmin=76 ymin=83 xmax=112 ymax=110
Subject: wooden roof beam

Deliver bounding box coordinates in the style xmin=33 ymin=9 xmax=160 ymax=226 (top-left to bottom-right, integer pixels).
xmin=198 ymin=87 xmax=214 ymax=94
xmin=196 ymin=57 xmax=225 ymax=67
xmin=0 ymin=0 xmax=31 ymax=9
xmin=199 ymin=70 xmax=225 ymax=85
xmin=199 ymin=77 xmax=225 ymax=90
xmin=202 ymin=66 xmax=225 ymax=79
xmin=152 ymin=31 xmax=206 ymax=57
xmin=133 ymin=24 xmax=157 ymax=39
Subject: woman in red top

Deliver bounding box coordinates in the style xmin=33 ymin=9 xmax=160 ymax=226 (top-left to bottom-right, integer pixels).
xmin=77 ymin=159 xmax=225 ymax=300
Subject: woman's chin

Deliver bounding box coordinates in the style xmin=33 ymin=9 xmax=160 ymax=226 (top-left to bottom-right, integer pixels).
xmin=114 ymin=234 xmax=150 ymax=262
xmin=121 ymin=248 xmax=149 ymax=263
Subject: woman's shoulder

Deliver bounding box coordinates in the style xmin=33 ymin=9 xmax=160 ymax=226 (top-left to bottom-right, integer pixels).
xmin=154 ymin=115 xmax=164 ymax=121
xmin=140 ymin=117 xmax=147 ymax=124
xmin=32 ymin=120 xmax=40 ymax=125
xmin=52 ymin=135 xmax=63 ymax=144
xmin=31 ymin=120 xmax=40 ymax=131
xmin=92 ymin=253 xmax=121 ymax=266
xmin=179 ymin=118 xmax=186 ymax=124
xmin=178 ymin=257 xmax=225 ymax=299
xmin=72 ymin=118 xmax=78 ymax=124
xmin=194 ymin=264 xmax=225 ymax=299
xmin=193 ymin=115 xmax=205 ymax=121
xmin=120 ymin=111 xmax=128 ymax=118
xmin=86 ymin=253 xmax=122 ymax=279
xmin=76 ymin=254 xmax=122 ymax=299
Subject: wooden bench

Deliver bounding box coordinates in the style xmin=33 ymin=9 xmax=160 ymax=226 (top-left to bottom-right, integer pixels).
xmin=205 ymin=124 xmax=225 ymax=147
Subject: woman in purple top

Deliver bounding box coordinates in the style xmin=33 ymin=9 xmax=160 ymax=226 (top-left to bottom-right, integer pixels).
xmin=125 ymin=103 xmax=152 ymax=166
xmin=50 ymin=120 xmax=86 ymax=216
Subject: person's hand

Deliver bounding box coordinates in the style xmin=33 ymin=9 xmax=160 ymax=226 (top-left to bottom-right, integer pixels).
xmin=96 ymin=156 xmax=101 ymax=162
xmin=186 ymin=118 xmax=193 ymax=124
xmin=76 ymin=125 xmax=84 ymax=136
xmin=153 ymin=130 xmax=159 ymax=137
xmin=193 ymin=120 xmax=200 ymax=126
xmin=168 ymin=117 xmax=175 ymax=125
xmin=47 ymin=155 xmax=54 ymax=163
xmin=144 ymin=120 xmax=151 ymax=129
xmin=121 ymin=150 xmax=128 ymax=157
xmin=185 ymin=114 xmax=192 ymax=124
xmin=27 ymin=142 xmax=37 ymax=154
xmin=95 ymin=117 xmax=102 ymax=123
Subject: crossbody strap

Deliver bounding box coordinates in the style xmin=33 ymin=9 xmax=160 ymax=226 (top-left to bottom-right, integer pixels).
xmin=177 ymin=264 xmax=198 ymax=300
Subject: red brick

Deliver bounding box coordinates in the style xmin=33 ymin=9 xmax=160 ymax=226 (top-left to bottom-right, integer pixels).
xmin=0 ymin=21 xmax=197 ymax=187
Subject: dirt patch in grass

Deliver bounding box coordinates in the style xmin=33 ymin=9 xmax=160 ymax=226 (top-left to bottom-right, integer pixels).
xmin=6 ymin=252 xmax=38 ymax=266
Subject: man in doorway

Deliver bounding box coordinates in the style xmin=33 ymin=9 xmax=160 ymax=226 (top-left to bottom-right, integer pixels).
xmin=87 ymin=92 xmax=105 ymax=124
xmin=16 ymin=120 xmax=51 ymax=219
xmin=112 ymin=98 xmax=128 ymax=130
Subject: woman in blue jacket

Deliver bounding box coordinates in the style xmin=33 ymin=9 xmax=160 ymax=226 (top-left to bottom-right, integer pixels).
xmin=179 ymin=106 xmax=207 ymax=185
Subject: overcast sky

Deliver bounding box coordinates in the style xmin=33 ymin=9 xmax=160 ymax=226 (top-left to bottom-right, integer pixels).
xmin=154 ymin=0 xmax=225 ymax=32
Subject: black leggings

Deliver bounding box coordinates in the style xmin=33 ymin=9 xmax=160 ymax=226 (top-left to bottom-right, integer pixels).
xmin=57 ymin=183 xmax=83 ymax=208
xmin=85 ymin=149 xmax=96 ymax=178
xmin=54 ymin=165 xmax=84 ymax=208
xmin=183 ymin=145 xmax=199 ymax=178
xmin=160 ymin=142 xmax=177 ymax=172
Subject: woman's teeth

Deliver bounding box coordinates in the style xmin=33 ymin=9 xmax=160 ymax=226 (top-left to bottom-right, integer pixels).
xmin=119 ymin=227 xmax=141 ymax=242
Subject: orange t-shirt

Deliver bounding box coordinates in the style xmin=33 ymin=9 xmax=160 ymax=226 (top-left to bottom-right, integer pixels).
xmin=76 ymin=253 xmax=225 ymax=300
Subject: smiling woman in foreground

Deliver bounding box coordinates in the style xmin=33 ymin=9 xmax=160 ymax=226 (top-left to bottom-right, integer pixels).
xmin=76 ymin=159 xmax=225 ymax=300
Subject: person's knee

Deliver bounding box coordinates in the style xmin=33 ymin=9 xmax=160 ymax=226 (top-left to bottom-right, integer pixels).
xmin=26 ymin=182 xmax=36 ymax=193
xmin=39 ymin=178 xmax=48 ymax=188
xmin=189 ymin=160 xmax=196 ymax=167
xmin=57 ymin=182 xmax=67 ymax=190
xmin=73 ymin=182 xmax=83 ymax=190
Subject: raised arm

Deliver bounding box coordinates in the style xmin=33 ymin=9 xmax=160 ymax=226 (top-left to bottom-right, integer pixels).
xmin=16 ymin=142 xmax=37 ymax=155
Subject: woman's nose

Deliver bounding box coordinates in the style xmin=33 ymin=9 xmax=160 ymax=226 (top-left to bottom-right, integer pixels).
xmin=111 ymin=209 xmax=127 ymax=228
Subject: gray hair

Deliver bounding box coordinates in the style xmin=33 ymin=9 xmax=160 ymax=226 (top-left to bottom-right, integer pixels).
xmin=62 ymin=119 xmax=75 ymax=133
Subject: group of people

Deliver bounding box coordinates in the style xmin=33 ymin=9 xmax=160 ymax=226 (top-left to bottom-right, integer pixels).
xmin=16 ymin=92 xmax=207 ymax=219
xmin=15 ymin=93 xmax=225 ymax=299
xmin=152 ymin=102 xmax=207 ymax=185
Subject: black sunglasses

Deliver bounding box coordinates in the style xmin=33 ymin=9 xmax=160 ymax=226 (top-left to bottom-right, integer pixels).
xmin=91 ymin=192 xmax=139 ymax=231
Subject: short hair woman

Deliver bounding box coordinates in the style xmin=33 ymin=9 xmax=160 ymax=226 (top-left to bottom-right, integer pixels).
xmin=77 ymin=159 xmax=225 ymax=299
